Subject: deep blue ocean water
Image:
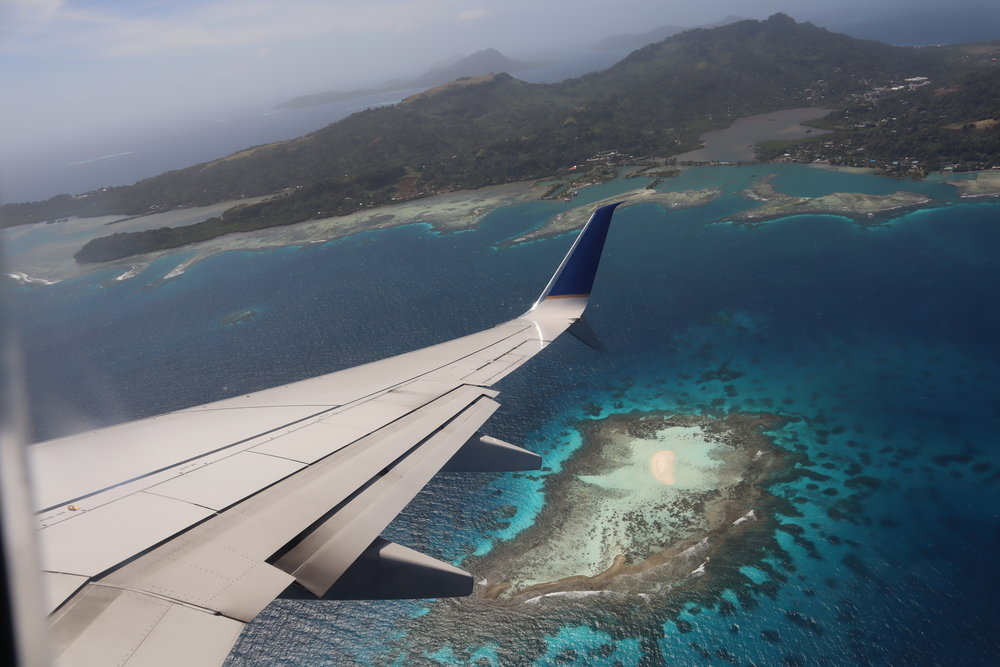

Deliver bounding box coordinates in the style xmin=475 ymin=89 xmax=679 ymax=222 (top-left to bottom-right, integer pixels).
xmin=9 ymin=165 xmax=1000 ymax=665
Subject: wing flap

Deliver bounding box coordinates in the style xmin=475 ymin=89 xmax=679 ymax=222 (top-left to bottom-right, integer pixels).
xmin=42 ymin=572 xmax=88 ymax=615
xmin=248 ymin=421 xmax=370 ymax=464
xmin=110 ymin=544 xmax=293 ymax=623
xmin=38 ymin=384 xmax=491 ymax=593
xmin=123 ymin=603 xmax=244 ymax=667
xmin=276 ymin=396 xmax=500 ymax=596
xmin=51 ymin=585 xmax=243 ymax=667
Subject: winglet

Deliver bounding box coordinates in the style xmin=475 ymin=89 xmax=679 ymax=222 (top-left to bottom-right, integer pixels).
xmin=532 ymin=202 xmax=623 ymax=308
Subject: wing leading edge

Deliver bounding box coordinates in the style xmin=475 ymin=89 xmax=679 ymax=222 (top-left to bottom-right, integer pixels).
xmin=31 ymin=202 xmax=624 ymax=666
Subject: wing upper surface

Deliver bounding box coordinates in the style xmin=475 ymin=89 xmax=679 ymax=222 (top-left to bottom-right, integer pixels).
xmin=31 ymin=320 xmax=532 ymax=512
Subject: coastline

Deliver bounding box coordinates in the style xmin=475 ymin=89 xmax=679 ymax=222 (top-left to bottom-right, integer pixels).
xmin=8 ymin=157 xmax=1000 ymax=285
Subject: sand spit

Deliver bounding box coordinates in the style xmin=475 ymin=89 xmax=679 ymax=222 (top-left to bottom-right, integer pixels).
xmin=3 ymin=271 xmax=58 ymax=286
xmin=730 ymin=175 xmax=931 ymax=224
xmin=650 ymin=449 xmax=677 ymax=485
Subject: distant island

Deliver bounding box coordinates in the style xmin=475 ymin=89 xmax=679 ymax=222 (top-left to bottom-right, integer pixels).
xmin=2 ymin=14 xmax=999 ymax=265
xmin=274 ymin=48 xmax=544 ymax=110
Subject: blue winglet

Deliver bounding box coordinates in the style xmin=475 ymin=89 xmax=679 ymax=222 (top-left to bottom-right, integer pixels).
xmin=535 ymin=202 xmax=623 ymax=305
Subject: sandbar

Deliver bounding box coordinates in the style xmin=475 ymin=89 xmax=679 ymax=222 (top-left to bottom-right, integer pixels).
xmin=650 ymin=449 xmax=677 ymax=484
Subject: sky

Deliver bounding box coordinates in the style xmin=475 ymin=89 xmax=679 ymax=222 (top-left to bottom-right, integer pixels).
xmin=1 ymin=0 xmax=996 ymax=202
xmin=0 ymin=1 xmax=810 ymax=122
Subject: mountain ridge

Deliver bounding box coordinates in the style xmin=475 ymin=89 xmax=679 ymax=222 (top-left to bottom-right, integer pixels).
xmin=275 ymin=48 xmax=541 ymax=111
xmin=593 ymin=15 xmax=747 ymax=50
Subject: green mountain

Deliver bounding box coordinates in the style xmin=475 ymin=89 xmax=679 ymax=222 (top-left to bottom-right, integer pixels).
xmin=3 ymin=14 xmax=997 ymax=263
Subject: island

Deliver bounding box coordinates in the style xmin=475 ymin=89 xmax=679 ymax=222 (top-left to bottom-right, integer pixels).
xmin=394 ymin=410 xmax=817 ymax=664
xmin=473 ymin=411 xmax=797 ymax=600
xmin=728 ymin=175 xmax=931 ymax=224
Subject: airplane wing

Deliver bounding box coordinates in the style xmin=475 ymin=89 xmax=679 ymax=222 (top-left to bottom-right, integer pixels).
xmin=27 ymin=202 xmax=623 ymax=666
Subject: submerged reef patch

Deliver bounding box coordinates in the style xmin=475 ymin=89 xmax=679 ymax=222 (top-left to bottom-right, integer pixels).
xmin=219 ymin=308 xmax=260 ymax=326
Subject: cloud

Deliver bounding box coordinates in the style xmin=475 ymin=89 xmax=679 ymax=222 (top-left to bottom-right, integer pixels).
xmin=456 ymin=8 xmax=487 ymax=22
xmin=0 ymin=0 xmax=470 ymax=58
xmin=0 ymin=0 xmax=63 ymax=37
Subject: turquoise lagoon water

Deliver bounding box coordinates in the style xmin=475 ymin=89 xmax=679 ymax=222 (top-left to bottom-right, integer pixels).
xmin=9 ymin=165 xmax=999 ymax=665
